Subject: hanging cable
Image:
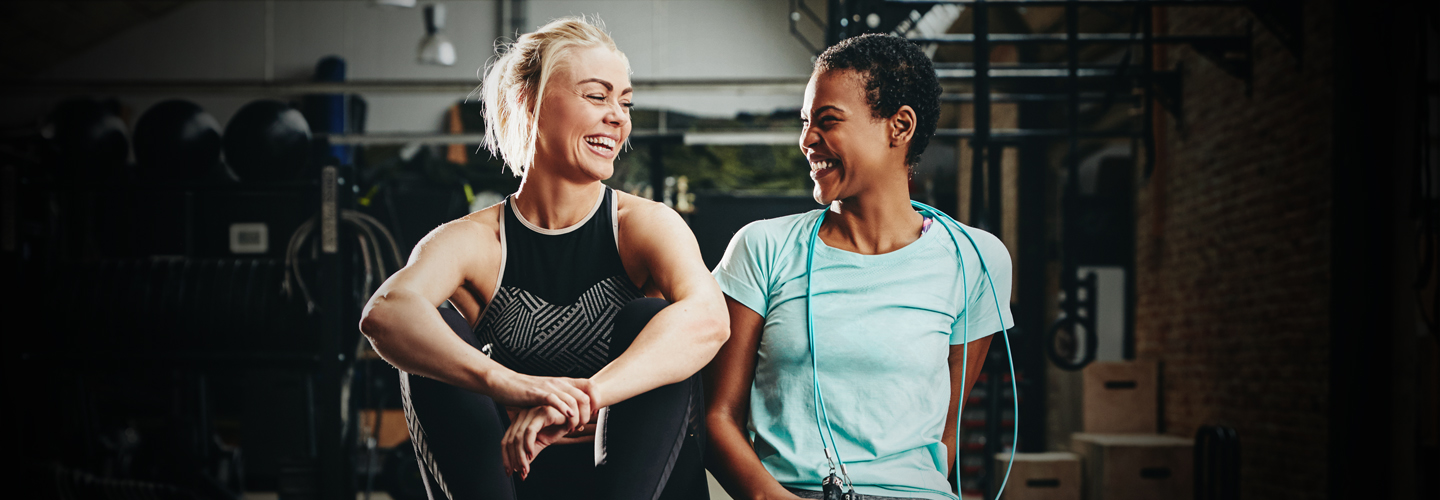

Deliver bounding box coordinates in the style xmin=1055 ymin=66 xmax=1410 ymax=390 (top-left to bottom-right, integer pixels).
xmin=283 ymin=209 xmax=406 ymax=313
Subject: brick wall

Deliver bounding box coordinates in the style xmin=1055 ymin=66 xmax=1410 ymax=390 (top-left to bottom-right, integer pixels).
xmin=1134 ymin=3 xmax=1335 ymax=500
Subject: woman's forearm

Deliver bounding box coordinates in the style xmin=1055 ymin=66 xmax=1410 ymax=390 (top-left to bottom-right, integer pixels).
xmin=589 ymin=294 xmax=728 ymax=406
xmin=942 ymin=335 xmax=994 ymax=474
xmin=360 ymin=288 xmax=507 ymax=395
xmin=706 ymin=411 xmax=796 ymax=500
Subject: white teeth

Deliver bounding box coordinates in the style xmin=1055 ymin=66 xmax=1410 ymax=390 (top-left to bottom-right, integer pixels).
xmin=586 ymin=136 xmax=616 ymax=149
xmin=810 ymin=160 xmax=836 ymax=171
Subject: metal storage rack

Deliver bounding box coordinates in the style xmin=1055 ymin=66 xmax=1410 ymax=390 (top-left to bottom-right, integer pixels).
xmin=7 ymin=164 xmax=361 ymax=500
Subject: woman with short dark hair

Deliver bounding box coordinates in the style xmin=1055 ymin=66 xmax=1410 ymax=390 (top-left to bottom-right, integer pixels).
xmin=706 ymin=33 xmax=1014 ymax=500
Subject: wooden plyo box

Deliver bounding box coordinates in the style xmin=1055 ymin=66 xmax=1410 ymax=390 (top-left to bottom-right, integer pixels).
xmin=1083 ymin=361 xmax=1159 ymax=433
xmin=992 ymin=452 xmax=1082 ymax=500
xmin=1070 ymin=433 xmax=1192 ymax=500
xmin=358 ymin=409 xmax=410 ymax=448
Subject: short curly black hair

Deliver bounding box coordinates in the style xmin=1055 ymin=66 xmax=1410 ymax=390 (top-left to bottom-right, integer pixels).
xmin=815 ymin=33 xmax=942 ymax=168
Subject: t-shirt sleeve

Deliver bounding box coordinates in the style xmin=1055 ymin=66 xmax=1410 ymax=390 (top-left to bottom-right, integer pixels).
xmin=950 ymin=228 xmax=1015 ymax=345
xmin=712 ymin=220 xmax=774 ymax=317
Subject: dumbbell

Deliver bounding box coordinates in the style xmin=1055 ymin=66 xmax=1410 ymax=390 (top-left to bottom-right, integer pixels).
xmin=251 ymin=259 xmax=275 ymax=344
xmin=222 ymin=259 xmax=247 ymax=347
xmin=180 ymin=259 xmax=210 ymax=349
xmin=206 ymin=259 xmax=232 ymax=348
xmin=114 ymin=259 xmax=142 ymax=344
xmin=89 ymin=260 xmax=119 ymax=345
xmin=159 ymin=259 xmax=186 ymax=344
xmin=236 ymin=259 xmax=261 ymax=347
xmin=141 ymin=259 xmax=168 ymax=346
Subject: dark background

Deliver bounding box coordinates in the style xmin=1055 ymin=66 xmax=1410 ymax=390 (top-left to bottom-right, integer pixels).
xmin=0 ymin=1 xmax=1435 ymax=499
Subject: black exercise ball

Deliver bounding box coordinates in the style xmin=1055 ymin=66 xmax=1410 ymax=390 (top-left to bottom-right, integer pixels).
xmin=223 ymin=99 xmax=311 ymax=182
xmin=42 ymin=97 xmax=129 ymax=174
xmin=133 ymin=99 xmax=230 ymax=181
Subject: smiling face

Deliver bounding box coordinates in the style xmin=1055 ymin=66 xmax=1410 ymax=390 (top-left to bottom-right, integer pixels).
xmin=531 ymin=45 xmax=633 ymax=182
xmin=800 ymin=69 xmax=909 ymax=205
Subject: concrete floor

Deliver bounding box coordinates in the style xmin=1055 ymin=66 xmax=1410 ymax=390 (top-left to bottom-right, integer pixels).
xmin=241 ymin=471 xmax=734 ymax=500
xmin=241 ymin=474 xmax=984 ymax=499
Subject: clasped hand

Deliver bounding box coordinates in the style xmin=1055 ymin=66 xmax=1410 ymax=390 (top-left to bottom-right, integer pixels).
xmin=488 ymin=371 xmax=604 ymax=479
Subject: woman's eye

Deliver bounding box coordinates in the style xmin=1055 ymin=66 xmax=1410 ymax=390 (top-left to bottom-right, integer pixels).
xmin=621 ymin=102 xmax=634 ymax=109
xmin=588 ymin=95 xmax=605 ymax=101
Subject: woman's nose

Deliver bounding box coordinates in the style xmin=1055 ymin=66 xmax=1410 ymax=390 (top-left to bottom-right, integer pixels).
xmin=606 ymin=103 xmax=628 ymax=127
xmin=800 ymin=124 xmax=819 ymax=152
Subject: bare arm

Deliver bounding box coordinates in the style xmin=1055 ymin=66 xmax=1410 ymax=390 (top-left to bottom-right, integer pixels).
xmin=359 ymin=217 xmax=592 ymax=424
xmin=943 ymin=335 xmax=993 ymax=475
xmin=589 ymin=202 xmax=730 ymax=407
xmin=705 ymin=297 xmax=802 ymax=500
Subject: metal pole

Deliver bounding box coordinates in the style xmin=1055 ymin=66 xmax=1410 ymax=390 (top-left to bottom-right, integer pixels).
xmin=1056 ymin=0 xmax=1082 ymax=371
xmin=1142 ymin=3 xmax=1156 ymax=178
xmin=1067 ymin=0 xmax=1080 ymax=186
xmin=826 ymin=0 xmax=847 ymax=47
xmin=650 ymin=141 xmax=666 ymax=202
xmin=315 ymin=165 xmax=353 ymax=500
xmin=971 ymin=0 xmax=991 ymax=229
xmin=1129 ymin=4 xmax=1153 ymax=361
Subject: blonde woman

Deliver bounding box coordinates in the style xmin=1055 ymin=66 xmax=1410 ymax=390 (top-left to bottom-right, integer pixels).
xmin=360 ymin=16 xmax=727 ymax=499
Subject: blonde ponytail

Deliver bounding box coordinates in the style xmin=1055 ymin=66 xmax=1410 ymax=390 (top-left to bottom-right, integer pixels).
xmin=481 ymin=15 xmax=628 ymax=176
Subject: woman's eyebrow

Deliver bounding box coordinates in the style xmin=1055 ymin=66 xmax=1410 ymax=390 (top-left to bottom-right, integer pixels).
xmin=808 ymin=105 xmax=842 ymax=117
xmin=577 ymin=77 xmax=632 ymax=96
xmin=577 ymin=78 xmax=612 ymax=90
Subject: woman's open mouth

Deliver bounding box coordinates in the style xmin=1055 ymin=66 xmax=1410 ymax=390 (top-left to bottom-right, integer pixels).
xmin=810 ymin=159 xmax=839 ymax=180
xmin=584 ymin=135 xmax=618 ymax=158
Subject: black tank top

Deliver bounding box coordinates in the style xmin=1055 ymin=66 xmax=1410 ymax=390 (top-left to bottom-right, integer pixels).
xmin=473 ymin=187 xmax=645 ymax=378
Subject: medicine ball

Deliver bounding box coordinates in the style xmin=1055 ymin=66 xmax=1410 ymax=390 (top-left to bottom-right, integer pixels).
xmin=42 ymin=97 xmax=129 ymax=174
xmin=133 ymin=99 xmax=230 ymax=181
xmin=223 ymin=99 xmax=311 ymax=182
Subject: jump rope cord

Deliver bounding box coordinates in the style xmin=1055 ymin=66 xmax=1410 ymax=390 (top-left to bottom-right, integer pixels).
xmin=805 ymin=212 xmax=848 ymax=483
xmin=806 ymin=203 xmax=1018 ymax=500
xmin=913 ymin=201 xmax=1018 ymax=499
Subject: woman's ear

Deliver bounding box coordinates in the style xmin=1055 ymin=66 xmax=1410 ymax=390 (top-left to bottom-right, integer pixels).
xmin=890 ymin=105 xmax=917 ymax=148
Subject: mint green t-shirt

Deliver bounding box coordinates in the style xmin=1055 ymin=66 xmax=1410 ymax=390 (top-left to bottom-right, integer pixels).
xmin=712 ymin=209 xmax=1014 ymax=500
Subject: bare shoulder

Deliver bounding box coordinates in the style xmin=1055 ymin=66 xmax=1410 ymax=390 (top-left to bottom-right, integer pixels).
xmin=615 ymin=190 xmax=686 ymax=235
xmin=613 ymin=189 xmax=709 ymax=298
xmin=459 ymin=202 xmax=505 ymax=234
xmin=411 ymin=203 xmax=503 ymax=263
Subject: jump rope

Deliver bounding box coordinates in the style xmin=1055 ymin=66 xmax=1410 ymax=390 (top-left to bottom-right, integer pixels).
xmin=805 ymin=201 xmax=1018 ymax=500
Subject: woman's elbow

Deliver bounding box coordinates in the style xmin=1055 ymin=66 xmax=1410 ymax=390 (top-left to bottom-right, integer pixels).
xmin=702 ymin=313 xmax=730 ymax=351
xmin=359 ymin=294 xmax=397 ymax=343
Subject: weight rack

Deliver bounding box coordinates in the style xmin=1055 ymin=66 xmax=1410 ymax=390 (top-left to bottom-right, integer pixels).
xmin=7 ymin=164 xmax=361 ymax=500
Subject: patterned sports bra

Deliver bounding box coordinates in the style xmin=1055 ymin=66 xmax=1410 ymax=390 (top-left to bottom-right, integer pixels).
xmin=473 ymin=187 xmax=644 ymax=377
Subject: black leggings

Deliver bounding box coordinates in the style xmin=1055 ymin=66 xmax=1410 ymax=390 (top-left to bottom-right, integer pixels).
xmin=399 ymin=298 xmax=708 ymax=500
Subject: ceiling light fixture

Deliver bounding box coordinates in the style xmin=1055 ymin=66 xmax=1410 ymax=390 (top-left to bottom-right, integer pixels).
xmin=418 ymin=3 xmax=456 ymax=66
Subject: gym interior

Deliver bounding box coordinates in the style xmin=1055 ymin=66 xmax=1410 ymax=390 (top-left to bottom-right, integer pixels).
xmin=1 ymin=1 xmax=1434 ymax=499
